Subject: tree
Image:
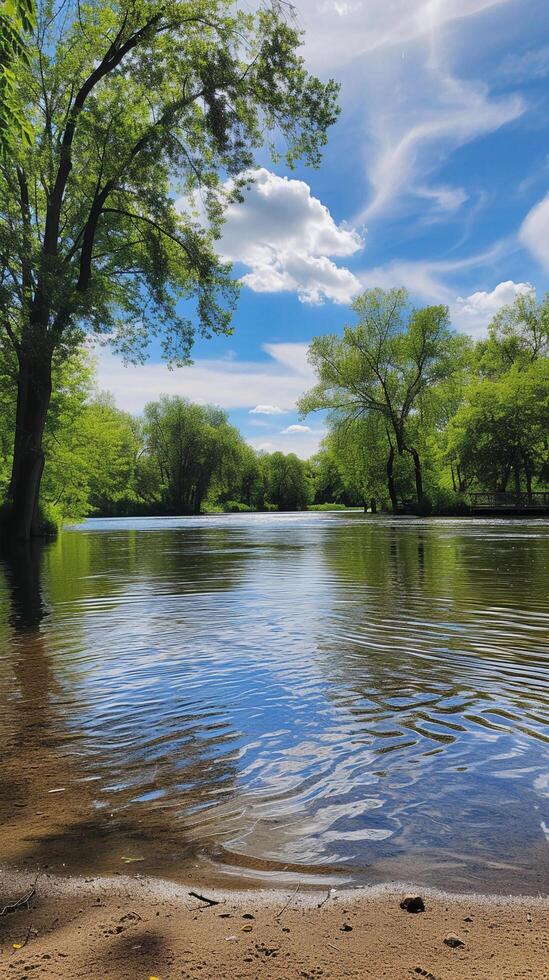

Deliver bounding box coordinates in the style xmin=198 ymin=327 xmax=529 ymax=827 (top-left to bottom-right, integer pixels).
xmin=143 ymin=395 xmax=246 ymax=514
xmin=0 ymin=334 xmax=94 ymax=517
xmin=443 ymin=292 xmax=549 ymax=496
xmin=54 ymin=394 xmax=143 ymax=517
xmin=476 ymin=290 xmax=549 ymax=377
xmin=445 ymin=359 xmax=549 ymax=495
xmin=0 ymin=0 xmax=339 ymax=538
xmin=325 ymin=415 xmax=395 ymax=512
xmin=264 ymin=451 xmax=312 ymax=510
xmin=309 ymin=446 xmax=352 ymax=506
xmin=299 ymin=288 xmax=468 ymax=511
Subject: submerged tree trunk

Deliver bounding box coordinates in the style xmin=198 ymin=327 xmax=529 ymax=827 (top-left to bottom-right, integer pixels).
xmin=8 ymin=345 xmax=53 ymax=541
xmin=386 ymin=445 xmax=398 ymax=514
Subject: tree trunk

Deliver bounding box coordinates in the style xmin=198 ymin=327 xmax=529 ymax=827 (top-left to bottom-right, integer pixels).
xmin=408 ymin=446 xmax=423 ymax=503
xmin=8 ymin=348 xmax=53 ymax=541
xmin=370 ymin=497 xmax=377 ymax=514
xmin=386 ymin=446 xmax=398 ymax=514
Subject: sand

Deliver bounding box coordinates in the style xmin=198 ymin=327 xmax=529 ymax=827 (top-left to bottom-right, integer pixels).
xmin=0 ymin=870 xmax=547 ymax=979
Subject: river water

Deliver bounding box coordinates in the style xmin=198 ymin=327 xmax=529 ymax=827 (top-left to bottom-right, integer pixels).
xmin=0 ymin=513 xmax=548 ymax=894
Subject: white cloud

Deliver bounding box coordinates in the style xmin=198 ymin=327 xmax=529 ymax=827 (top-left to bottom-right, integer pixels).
xmin=519 ymin=193 xmax=549 ymax=271
xmin=249 ymin=404 xmax=285 ymax=415
xmin=282 ymin=424 xmax=312 ymax=434
xmin=454 ymin=280 xmax=535 ymax=335
xmin=94 ymin=343 xmax=315 ymax=416
xmin=217 ymin=169 xmax=363 ymax=304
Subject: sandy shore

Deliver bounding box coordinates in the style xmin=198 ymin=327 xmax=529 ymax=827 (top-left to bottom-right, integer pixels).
xmin=0 ymin=870 xmax=547 ymax=979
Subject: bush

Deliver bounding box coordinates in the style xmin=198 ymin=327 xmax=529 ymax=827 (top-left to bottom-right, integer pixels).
xmin=222 ymin=500 xmax=252 ymax=513
xmin=308 ymin=502 xmax=349 ymax=511
xmin=430 ymin=487 xmax=470 ymax=516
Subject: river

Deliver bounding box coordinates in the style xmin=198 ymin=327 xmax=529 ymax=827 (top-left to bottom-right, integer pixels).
xmin=0 ymin=513 xmax=547 ymax=894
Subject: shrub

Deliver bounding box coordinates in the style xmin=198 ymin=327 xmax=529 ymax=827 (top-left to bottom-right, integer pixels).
xmin=222 ymin=500 xmax=252 ymax=513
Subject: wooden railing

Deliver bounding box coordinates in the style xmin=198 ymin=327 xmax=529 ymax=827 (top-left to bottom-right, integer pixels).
xmin=470 ymin=491 xmax=549 ymax=510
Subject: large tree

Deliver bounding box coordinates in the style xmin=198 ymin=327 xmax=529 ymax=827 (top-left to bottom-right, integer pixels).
xmin=299 ymin=288 xmax=468 ymax=511
xmin=0 ymin=0 xmax=339 ymax=538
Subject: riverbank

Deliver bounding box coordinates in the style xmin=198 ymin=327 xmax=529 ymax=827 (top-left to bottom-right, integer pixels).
xmin=0 ymin=871 xmax=547 ymax=979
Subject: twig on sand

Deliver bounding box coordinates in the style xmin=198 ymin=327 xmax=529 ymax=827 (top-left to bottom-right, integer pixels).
xmin=1 ymin=871 xmax=42 ymax=918
xmin=317 ymin=888 xmax=332 ymax=909
xmin=0 ymin=886 xmax=36 ymax=917
xmin=327 ymin=942 xmax=339 ymax=951
xmin=275 ymin=883 xmax=300 ymax=919
xmin=188 ymin=890 xmax=222 ymax=908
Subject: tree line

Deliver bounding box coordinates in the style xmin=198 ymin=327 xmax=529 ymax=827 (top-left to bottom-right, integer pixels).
xmin=1 ymin=282 xmax=546 ymax=524
xmin=0 ymin=350 xmax=315 ymax=519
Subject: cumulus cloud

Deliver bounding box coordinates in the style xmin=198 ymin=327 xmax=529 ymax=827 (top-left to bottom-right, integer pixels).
xmin=249 ymin=404 xmax=285 ymax=415
xmin=519 ymin=193 xmax=549 ymax=271
xmin=217 ymin=169 xmax=363 ymax=304
xmin=454 ymin=280 xmax=535 ymax=336
xmin=456 ymin=280 xmax=534 ymax=316
xmin=95 ymin=343 xmax=315 ymax=416
xmin=282 ymin=424 xmax=312 ymax=434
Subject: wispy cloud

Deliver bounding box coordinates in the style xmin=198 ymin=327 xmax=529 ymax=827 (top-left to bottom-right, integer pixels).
xmin=94 ymin=343 xmax=315 ymax=416
xmin=519 ymin=192 xmax=549 ymax=271
xmin=294 ymin=1 xmax=524 ymax=225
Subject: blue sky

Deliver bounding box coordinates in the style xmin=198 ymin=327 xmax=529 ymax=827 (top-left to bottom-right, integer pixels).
xmin=96 ymin=0 xmax=549 ymax=457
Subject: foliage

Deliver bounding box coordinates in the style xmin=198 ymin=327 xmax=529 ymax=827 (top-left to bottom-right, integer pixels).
xmin=262 ymin=451 xmax=313 ymax=511
xmin=0 ymin=0 xmax=35 ymax=149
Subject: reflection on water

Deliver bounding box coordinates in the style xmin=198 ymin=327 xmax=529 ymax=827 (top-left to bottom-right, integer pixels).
xmin=0 ymin=513 xmax=548 ymax=893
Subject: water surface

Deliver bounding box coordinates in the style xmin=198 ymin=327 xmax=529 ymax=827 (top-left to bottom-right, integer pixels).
xmin=1 ymin=513 xmax=548 ymax=893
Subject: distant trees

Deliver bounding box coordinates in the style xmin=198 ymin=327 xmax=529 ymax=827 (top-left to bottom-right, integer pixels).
xmin=0 ymin=372 xmax=317 ymax=518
